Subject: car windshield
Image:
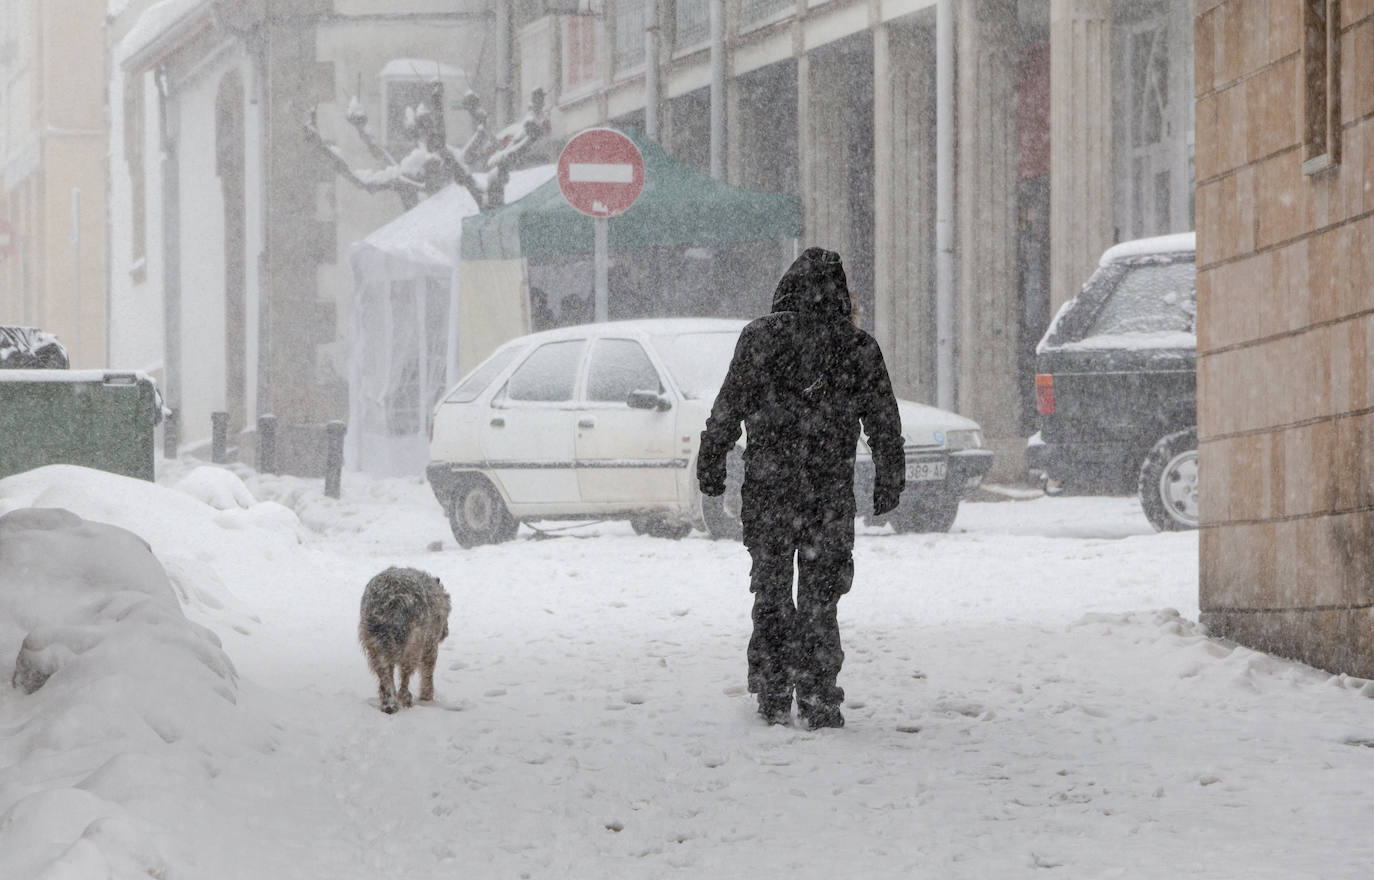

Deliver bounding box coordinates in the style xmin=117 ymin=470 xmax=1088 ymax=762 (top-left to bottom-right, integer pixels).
xmin=652 ymin=330 xmax=741 ymax=399
xmin=1087 ymin=261 xmax=1196 ymax=336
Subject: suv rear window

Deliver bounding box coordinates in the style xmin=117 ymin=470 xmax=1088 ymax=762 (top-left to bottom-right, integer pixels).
xmin=1086 ymin=261 xmax=1196 ymax=336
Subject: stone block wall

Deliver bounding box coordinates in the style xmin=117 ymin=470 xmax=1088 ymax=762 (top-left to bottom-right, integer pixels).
xmin=1196 ymin=0 xmax=1374 ymax=675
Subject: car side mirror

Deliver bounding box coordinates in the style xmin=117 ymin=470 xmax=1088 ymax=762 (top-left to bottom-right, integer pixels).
xmin=627 ymin=389 xmax=671 ymax=411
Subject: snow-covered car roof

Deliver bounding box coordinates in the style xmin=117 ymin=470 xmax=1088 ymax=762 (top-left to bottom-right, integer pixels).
xmin=0 ymin=326 xmax=68 ymax=369
xmin=497 ymin=318 xmax=750 ymax=350
xmin=1099 ymin=232 xmax=1195 ymax=266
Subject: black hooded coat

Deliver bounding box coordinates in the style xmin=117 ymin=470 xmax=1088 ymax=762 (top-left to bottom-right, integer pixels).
xmin=697 ymin=248 xmax=906 ymax=551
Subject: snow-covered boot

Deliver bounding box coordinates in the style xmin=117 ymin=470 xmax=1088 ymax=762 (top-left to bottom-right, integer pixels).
xmin=799 ymin=698 xmax=844 ymax=730
xmin=757 ymin=692 xmax=792 ymax=726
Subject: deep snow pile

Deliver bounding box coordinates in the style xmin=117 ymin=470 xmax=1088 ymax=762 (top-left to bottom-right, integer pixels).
xmin=2 ymin=462 xmax=1374 ymax=878
xmin=0 ymin=498 xmax=272 ymax=878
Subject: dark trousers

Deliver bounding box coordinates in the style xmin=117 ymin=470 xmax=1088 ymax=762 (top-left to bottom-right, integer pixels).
xmin=747 ymin=543 xmax=853 ymax=708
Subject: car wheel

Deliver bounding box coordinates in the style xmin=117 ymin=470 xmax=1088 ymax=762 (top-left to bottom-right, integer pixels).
xmin=1138 ymin=427 xmax=1199 ymax=532
xmin=631 ymin=516 xmax=692 ymax=540
xmin=700 ymin=451 xmax=744 ymax=541
xmin=448 ymin=477 xmax=518 ymax=548
xmin=890 ymin=494 xmax=960 ymax=534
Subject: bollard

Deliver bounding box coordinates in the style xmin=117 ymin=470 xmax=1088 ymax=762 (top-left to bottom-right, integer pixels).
xmin=163 ymin=409 xmax=179 ymax=459
xmin=211 ymin=411 xmax=229 ymax=463
xmin=324 ymin=420 xmax=346 ymax=498
xmin=257 ymin=414 xmax=278 ymax=474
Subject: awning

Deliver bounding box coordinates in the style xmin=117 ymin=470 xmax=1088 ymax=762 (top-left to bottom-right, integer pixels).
xmin=461 ymin=128 xmax=802 ymax=261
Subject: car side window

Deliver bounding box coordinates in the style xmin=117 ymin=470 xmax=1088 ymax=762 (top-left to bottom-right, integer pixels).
xmin=504 ymin=340 xmax=586 ymax=402
xmin=586 ymin=339 xmax=662 ymax=403
xmin=1087 ymin=261 xmax=1196 ymax=336
xmin=445 ymin=347 xmax=521 ymax=404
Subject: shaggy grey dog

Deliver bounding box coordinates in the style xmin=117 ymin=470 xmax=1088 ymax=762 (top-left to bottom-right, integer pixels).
xmin=358 ymin=567 xmax=451 ymax=713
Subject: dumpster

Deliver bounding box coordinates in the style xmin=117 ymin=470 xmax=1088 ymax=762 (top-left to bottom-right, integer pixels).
xmin=0 ymin=370 xmax=161 ymax=481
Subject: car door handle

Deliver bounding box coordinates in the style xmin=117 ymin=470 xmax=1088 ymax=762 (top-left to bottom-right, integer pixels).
xmin=578 ymin=418 xmax=596 ymax=428
xmin=489 ymin=417 xmax=505 ymax=428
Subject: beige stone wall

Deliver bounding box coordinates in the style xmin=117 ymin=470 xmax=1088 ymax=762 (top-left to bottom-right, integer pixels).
xmin=1196 ymin=0 xmax=1374 ymax=676
xmin=0 ymin=0 xmax=106 ymax=367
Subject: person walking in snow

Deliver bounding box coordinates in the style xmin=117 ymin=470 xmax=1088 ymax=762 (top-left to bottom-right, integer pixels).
xmin=697 ymin=247 xmax=906 ymax=729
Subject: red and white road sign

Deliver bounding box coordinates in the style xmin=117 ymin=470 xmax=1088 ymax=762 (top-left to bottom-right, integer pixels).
xmin=557 ymin=128 xmax=645 ymax=218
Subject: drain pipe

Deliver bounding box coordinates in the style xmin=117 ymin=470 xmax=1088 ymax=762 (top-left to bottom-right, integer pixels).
xmin=935 ymin=0 xmax=955 ymax=412
xmin=709 ymin=0 xmax=725 ymax=179
xmin=645 ymin=0 xmax=661 ymax=140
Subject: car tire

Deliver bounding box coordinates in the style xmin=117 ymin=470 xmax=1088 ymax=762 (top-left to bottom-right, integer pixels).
xmin=890 ymin=494 xmax=960 ymax=534
xmin=448 ymin=477 xmax=519 ymax=548
xmin=1138 ymin=427 xmax=1199 ymax=532
xmin=631 ymin=516 xmax=692 ymax=540
xmin=700 ymin=450 xmax=744 ymax=541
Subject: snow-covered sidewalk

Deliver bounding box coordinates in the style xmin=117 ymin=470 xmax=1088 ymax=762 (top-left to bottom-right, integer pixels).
xmin=2 ymin=463 xmax=1373 ymax=878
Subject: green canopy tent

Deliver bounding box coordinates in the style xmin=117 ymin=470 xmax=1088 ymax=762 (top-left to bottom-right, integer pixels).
xmin=454 ymin=127 xmax=801 ymax=373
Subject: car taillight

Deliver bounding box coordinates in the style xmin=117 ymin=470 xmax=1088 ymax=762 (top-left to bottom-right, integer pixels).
xmin=1035 ymin=373 xmax=1055 ymax=415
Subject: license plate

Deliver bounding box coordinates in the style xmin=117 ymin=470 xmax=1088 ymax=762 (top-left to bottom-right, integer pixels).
xmin=906 ymin=460 xmax=947 ymax=481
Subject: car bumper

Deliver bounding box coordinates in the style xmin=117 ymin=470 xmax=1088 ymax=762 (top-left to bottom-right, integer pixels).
xmin=855 ymin=447 xmax=994 ymax=510
xmin=1026 ymin=438 xmax=1135 ymax=485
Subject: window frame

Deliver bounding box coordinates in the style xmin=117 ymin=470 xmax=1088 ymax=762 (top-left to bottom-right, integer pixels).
xmin=1301 ymin=0 xmax=1341 ymax=175
xmin=585 ymin=337 xmax=663 ymax=404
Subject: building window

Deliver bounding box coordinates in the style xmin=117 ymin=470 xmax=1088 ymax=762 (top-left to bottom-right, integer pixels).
xmin=565 ymin=14 xmax=600 ymax=89
xmin=614 ymin=0 xmax=646 ymax=73
xmin=1302 ymin=0 xmax=1341 ymax=174
xmin=675 ymin=0 xmax=709 ymax=49
xmin=741 ymin=0 xmax=792 ymax=26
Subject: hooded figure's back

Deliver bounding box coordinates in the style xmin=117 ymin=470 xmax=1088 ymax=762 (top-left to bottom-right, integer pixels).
xmin=698 ymin=248 xmax=905 ymax=547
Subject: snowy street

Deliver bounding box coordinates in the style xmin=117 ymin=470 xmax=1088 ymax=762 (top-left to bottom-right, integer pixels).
xmin=3 ymin=464 xmax=1374 ymax=878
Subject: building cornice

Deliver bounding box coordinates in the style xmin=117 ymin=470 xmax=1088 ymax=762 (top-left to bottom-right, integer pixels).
xmin=119 ymin=0 xmax=217 ymax=75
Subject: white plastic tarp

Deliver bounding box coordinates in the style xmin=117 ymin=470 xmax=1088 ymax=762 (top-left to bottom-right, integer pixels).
xmin=345 ymin=165 xmax=554 ymax=477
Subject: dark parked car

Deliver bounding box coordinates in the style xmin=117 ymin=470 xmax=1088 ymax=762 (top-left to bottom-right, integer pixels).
xmin=1026 ymin=232 xmax=1197 ymax=531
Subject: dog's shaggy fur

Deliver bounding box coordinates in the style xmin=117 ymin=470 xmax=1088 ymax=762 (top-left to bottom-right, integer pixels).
xmin=358 ymin=567 xmax=451 ymax=713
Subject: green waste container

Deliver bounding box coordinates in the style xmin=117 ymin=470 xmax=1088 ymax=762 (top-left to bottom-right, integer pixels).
xmin=0 ymin=370 xmax=160 ymax=481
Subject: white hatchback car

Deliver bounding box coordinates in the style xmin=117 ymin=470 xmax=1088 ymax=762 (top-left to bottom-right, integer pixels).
xmin=426 ymin=318 xmax=993 ymax=547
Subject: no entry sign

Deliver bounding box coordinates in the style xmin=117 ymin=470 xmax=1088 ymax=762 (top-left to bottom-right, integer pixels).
xmin=557 ymin=128 xmax=645 ymax=218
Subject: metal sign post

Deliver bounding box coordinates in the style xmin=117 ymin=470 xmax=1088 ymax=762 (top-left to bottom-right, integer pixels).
xmin=556 ymin=128 xmax=645 ymax=323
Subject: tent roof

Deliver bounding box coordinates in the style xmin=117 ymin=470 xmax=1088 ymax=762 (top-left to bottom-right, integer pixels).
xmin=348 ymin=165 xmax=556 ymax=283
xmin=461 ymin=128 xmax=801 ymax=261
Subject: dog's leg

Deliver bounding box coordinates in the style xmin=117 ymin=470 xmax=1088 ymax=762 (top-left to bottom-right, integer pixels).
xmin=397 ymin=662 xmax=415 ymax=709
xmin=419 ymin=645 xmax=438 ymax=702
xmin=371 ymin=653 xmax=399 ymax=714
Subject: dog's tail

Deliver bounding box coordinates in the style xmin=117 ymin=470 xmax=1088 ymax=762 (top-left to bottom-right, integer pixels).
xmin=359 ymin=586 xmax=421 ymax=657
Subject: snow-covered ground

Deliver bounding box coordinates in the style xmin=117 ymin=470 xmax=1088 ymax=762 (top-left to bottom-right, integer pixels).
xmin=2 ymin=462 xmax=1373 ymax=879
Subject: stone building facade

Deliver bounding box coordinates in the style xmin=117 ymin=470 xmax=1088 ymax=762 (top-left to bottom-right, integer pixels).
xmin=0 ymin=0 xmax=107 ymax=367
xmin=1196 ymin=0 xmax=1374 ymax=675
xmin=513 ymin=0 xmax=1196 ymax=478
xmin=106 ymin=0 xmax=496 ymax=462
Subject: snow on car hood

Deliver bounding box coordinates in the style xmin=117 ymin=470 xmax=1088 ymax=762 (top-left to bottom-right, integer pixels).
xmin=896 ymin=399 xmax=980 ymax=445
xmin=693 ymin=393 xmax=980 ymax=449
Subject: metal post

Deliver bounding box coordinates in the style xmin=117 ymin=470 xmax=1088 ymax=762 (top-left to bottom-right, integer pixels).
xmin=163 ymin=409 xmax=179 ymax=459
xmin=645 ymin=0 xmax=661 ymax=140
xmin=935 ymin=0 xmax=956 ymax=412
xmin=211 ymin=411 xmax=229 ymax=463
xmin=594 ymin=216 xmax=609 ymax=322
xmin=324 ymin=420 xmax=346 ymax=498
xmin=257 ymin=413 xmax=277 ymax=474
xmin=709 ymin=0 xmax=726 ymax=180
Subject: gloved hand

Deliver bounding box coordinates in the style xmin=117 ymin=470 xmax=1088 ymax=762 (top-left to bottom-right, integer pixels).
xmin=873 ymin=486 xmax=901 ymax=517
xmin=697 ymin=457 xmax=726 ymax=497
xmin=699 ymin=473 xmax=726 ymax=497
